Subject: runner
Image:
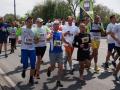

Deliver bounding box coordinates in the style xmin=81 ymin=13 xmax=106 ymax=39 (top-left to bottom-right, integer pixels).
xmin=8 ymin=22 xmax=17 ymax=54
xmin=34 ymin=18 xmax=50 ymax=79
xmin=21 ymin=17 xmax=36 ymax=85
xmin=62 ymin=16 xmax=79 ymax=74
xmin=73 ymin=23 xmax=91 ymax=81
xmin=90 ymin=15 xmax=104 ymax=72
xmin=111 ymin=23 xmax=120 ymax=81
xmin=83 ymin=17 xmax=91 ymax=34
xmin=0 ymin=17 xmax=9 ymax=58
xmin=104 ymin=15 xmax=116 ymax=69
xmin=47 ymin=20 xmax=64 ymax=87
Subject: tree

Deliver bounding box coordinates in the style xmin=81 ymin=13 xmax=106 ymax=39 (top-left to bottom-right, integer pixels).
xmin=65 ymin=0 xmax=80 ymax=19
xmin=4 ymin=14 xmax=15 ymax=22
xmin=31 ymin=0 xmax=72 ymax=22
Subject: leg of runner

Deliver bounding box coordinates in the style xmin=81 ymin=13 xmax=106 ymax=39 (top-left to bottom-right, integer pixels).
xmin=113 ymin=62 xmax=120 ymax=81
xmin=35 ymin=47 xmax=46 ymax=79
xmin=47 ymin=65 xmax=55 ymax=77
xmin=85 ymin=60 xmax=91 ymax=69
xmin=64 ymin=54 xmax=68 ymax=70
xmin=93 ymin=49 xmax=100 ymax=72
xmin=64 ymin=46 xmax=74 ymax=74
xmin=4 ymin=43 xmax=8 ymax=58
xmin=56 ymin=63 xmax=63 ymax=87
xmin=112 ymin=53 xmax=119 ymax=68
xmin=29 ymin=50 xmax=36 ymax=85
xmin=0 ymin=43 xmax=3 ymax=54
xmin=79 ymin=61 xmax=85 ymax=81
xmin=21 ymin=50 xmax=28 ymax=78
xmin=35 ymin=56 xmax=42 ymax=79
xmin=105 ymin=43 xmax=115 ymax=69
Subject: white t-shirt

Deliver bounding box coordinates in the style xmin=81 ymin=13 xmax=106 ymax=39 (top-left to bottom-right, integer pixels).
xmin=106 ymin=23 xmax=116 ymax=44
xmin=113 ymin=24 xmax=120 ymax=47
xmin=9 ymin=27 xmax=17 ymax=39
xmin=33 ymin=26 xmax=49 ymax=47
xmin=21 ymin=27 xmax=35 ymax=50
xmin=62 ymin=25 xmax=79 ymax=46
xmin=90 ymin=23 xmax=102 ymax=41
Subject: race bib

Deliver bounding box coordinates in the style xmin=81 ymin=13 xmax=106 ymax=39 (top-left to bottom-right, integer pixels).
xmin=11 ymin=31 xmax=16 ymax=36
xmin=24 ymin=37 xmax=33 ymax=44
xmin=54 ymin=40 xmax=62 ymax=46
xmin=93 ymin=36 xmax=100 ymax=41
xmin=82 ymin=37 xmax=89 ymax=43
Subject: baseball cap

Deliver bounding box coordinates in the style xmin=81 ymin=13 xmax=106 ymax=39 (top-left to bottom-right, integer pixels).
xmin=36 ymin=18 xmax=43 ymax=22
xmin=53 ymin=20 xmax=60 ymax=25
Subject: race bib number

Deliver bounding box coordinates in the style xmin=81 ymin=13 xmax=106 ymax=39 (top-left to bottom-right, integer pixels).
xmin=11 ymin=32 xmax=16 ymax=36
xmin=93 ymin=36 xmax=100 ymax=41
xmin=54 ymin=40 xmax=62 ymax=46
xmin=24 ymin=37 xmax=33 ymax=44
xmin=82 ymin=37 xmax=89 ymax=43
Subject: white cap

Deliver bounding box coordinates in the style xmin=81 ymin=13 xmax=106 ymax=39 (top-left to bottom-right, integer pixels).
xmin=53 ymin=20 xmax=60 ymax=25
xmin=36 ymin=18 xmax=43 ymax=22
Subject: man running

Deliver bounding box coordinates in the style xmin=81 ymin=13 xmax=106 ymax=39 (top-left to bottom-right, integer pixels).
xmin=90 ymin=15 xmax=104 ymax=72
xmin=62 ymin=16 xmax=79 ymax=74
xmin=47 ymin=20 xmax=64 ymax=87
xmin=34 ymin=18 xmax=50 ymax=79
xmin=21 ymin=17 xmax=36 ymax=85
xmin=0 ymin=17 xmax=9 ymax=58
xmin=104 ymin=15 xmax=116 ymax=69
xmin=111 ymin=23 xmax=120 ymax=81
xmin=8 ymin=21 xmax=17 ymax=54
xmin=73 ymin=23 xmax=91 ymax=81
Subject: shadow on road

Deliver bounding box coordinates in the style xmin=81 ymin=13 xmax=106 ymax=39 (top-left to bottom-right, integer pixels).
xmin=17 ymin=81 xmax=38 ymax=90
xmin=0 ymin=85 xmax=16 ymax=90
xmin=111 ymin=80 xmax=120 ymax=90
xmin=97 ymin=71 xmax=112 ymax=79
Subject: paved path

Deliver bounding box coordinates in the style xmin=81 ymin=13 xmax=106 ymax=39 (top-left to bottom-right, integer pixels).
xmin=0 ymin=39 xmax=120 ymax=90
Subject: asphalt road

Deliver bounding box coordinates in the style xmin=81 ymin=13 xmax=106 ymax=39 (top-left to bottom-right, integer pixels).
xmin=0 ymin=39 xmax=120 ymax=90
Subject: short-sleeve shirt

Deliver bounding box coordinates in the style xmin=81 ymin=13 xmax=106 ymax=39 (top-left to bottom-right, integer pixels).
xmin=62 ymin=25 xmax=79 ymax=46
xmin=106 ymin=23 xmax=116 ymax=44
xmin=90 ymin=23 xmax=102 ymax=41
xmin=33 ymin=26 xmax=50 ymax=47
xmin=113 ymin=24 xmax=120 ymax=47
xmin=21 ymin=27 xmax=35 ymax=50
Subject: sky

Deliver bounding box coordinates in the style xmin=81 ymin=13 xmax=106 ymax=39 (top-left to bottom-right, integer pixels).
xmin=0 ymin=0 xmax=120 ymax=17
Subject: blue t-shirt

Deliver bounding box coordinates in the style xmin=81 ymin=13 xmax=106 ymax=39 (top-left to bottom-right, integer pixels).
xmin=0 ymin=23 xmax=9 ymax=39
xmin=49 ymin=31 xmax=63 ymax=53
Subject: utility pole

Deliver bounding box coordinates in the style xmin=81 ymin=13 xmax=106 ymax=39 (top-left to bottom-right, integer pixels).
xmin=14 ymin=0 xmax=16 ymax=20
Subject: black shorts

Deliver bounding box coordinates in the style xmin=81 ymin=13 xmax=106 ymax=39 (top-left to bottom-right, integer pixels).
xmin=108 ymin=43 xmax=115 ymax=52
xmin=10 ymin=38 xmax=16 ymax=46
xmin=0 ymin=37 xmax=7 ymax=44
xmin=77 ymin=50 xmax=90 ymax=62
xmin=0 ymin=31 xmax=8 ymax=44
xmin=35 ymin=46 xmax=46 ymax=58
xmin=115 ymin=46 xmax=120 ymax=56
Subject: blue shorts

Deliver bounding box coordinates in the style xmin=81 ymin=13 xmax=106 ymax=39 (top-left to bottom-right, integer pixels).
xmin=108 ymin=43 xmax=115 ymax=52
xmin=21 ymin=49 xmax=36 ymax=69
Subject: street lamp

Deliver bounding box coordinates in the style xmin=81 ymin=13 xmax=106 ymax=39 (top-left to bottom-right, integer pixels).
xmin=14 ymin=0 xmax=16 ymax=19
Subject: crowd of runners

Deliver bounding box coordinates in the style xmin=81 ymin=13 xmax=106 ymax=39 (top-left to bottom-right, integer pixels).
xmin=0 ymin=15 xmax=120 ymax=87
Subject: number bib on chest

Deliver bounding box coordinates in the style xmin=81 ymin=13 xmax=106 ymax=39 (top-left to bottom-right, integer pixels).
xmin=82 ymin=37 xmax=89 ymax=43
xmin=54 ymin=40 xmax=62 ymax=46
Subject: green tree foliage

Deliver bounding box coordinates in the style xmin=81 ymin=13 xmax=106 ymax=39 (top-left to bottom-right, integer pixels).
xmin=31 ymin=0 xmax=72 ymax=22
xmin=4 ymin=14 xmax=15 ymax=22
